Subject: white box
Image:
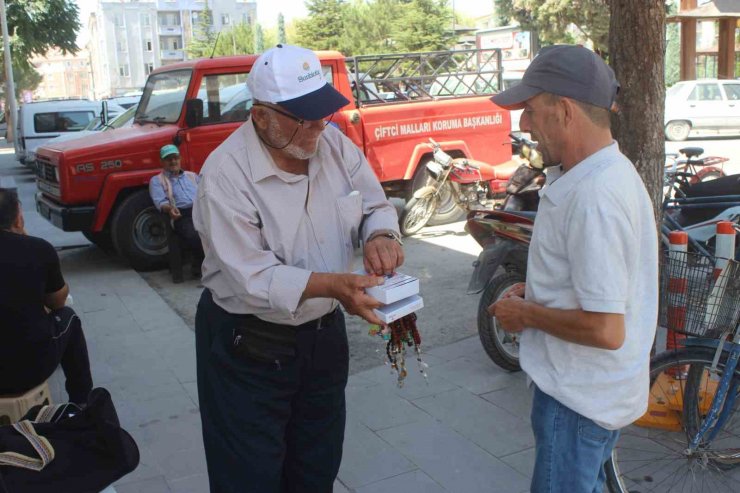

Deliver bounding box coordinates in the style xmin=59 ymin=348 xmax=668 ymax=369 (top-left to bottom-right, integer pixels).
xmin=356 ymin=270 xmax=420 ymax=305
xmin=373 ymin=295 xmax=424 ymax=324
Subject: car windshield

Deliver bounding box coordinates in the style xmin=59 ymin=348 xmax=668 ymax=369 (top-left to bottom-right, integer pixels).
xmin=83 ymin=116 xmax=102 ymax=131
xmin=136 ymin=69 xmax=192 ymax=124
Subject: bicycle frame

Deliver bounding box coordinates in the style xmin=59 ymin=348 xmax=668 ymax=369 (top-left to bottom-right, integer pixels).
xmin=684 ymin=333 xmax=740 ymax=454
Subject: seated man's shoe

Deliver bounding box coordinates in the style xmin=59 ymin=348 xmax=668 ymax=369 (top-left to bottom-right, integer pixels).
xmin=173 ymin=272 xmax=184 ymax=284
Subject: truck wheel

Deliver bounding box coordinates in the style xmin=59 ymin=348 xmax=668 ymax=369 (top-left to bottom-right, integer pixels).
xmin=477 ymin=271 xmax=524 ymax=372
xmin=399 ymin=190 xmax=438 ymax=236
xmin=111 ymin=190 xmax=168 ymax=271
xmin=409 ymin=167 xmax=465 ymax=226
xmin=665 ymin=120 xmax=691 ymax=141
xmin=82 ymin=230 xmax=114 ymax=252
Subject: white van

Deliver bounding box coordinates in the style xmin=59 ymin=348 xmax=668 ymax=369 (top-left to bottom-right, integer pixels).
xmin=14 ymin=99 xmax=124 ymax=165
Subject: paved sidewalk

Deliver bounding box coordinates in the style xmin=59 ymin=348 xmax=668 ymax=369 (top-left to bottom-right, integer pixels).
xmin=47 ymin=246 xmax=534 ymax=493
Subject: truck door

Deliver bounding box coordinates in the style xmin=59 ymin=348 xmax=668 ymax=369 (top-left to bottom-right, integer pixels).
xmin=182 ymin=71 xmax=251 ymax=173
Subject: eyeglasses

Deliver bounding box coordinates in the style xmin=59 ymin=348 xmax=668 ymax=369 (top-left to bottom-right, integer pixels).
xmin=253 ymin=103 xmax=334 ymax=127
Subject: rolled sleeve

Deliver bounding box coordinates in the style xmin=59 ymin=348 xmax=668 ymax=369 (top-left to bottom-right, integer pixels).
xmin=148 ymin=176 xmax=167 ymax=211
xmin=194 ymin=163 xmax=313 ymax=318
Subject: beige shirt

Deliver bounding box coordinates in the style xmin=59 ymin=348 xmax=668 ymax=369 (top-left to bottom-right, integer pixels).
xmin=193 ymin=121 xmax=400 ymax=325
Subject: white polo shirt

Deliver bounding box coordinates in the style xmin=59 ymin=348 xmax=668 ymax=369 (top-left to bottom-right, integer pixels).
xmin=521 ymin=142 xmax=658 ymax=430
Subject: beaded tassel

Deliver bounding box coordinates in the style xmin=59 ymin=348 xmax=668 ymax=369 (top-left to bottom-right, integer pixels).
xmin=369 ymin=313 xmax=427 ymax=387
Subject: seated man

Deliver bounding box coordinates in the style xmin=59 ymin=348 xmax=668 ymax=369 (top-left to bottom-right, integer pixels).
xmin=149 ymin=144 xmax=204 ymax=281
xmin=0 ymin=188 xmax=93 ymax=405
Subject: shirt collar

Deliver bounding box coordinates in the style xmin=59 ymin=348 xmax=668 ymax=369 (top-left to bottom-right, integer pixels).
xmin=540 ymin=141 xmax=619 ymax=206
xmin=164 ymin=169 xmax=184 ymax=178
xmin=245 ymin=120 xmax=322 ymax=184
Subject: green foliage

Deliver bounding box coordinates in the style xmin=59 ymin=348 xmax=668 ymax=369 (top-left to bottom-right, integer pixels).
xmin=212 ymin=22 xmax=255 ymax=56
xmin=294 ymin=0 xmax=455 ymax=55
xmin=0 ymin=0 xmax=81 ymax=94
xmin=294 ymin=0 xmax=347 ymax=50
xmin=187 ymin=1 xmax=218 ymax=58
xmin=496 ymin=0 xmax=610 ymax=52
xmin=278 ymin=13 xmax=287 ymax=44
xmin=665 ymin=2 xmax=680 ymax=87
xmin=255 ymin=23 xmax=265 ymax=52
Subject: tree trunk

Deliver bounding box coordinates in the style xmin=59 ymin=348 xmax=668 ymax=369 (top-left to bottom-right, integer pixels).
xmin=608 ymin=1 xmax=666 ymax=218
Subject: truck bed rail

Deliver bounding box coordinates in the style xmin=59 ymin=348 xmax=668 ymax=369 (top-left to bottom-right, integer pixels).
xmin=345 ymin=48 xmax=503 ymax=105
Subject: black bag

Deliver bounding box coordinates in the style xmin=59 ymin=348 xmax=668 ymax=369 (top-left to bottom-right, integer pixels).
xmin=0 ymin=387 xmax=139 ymax=493
xmin=232 ymin=316 xmax=298 ymax=364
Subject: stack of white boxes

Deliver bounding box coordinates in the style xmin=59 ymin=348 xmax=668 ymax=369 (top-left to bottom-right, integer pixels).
xmin=363 ymin=271 xmax=423 ymax=324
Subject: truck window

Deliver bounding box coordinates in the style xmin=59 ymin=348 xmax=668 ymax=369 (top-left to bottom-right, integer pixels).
xmin=197 ymin=72 xmax=251 ymax=124
xmin=136 ymin=69 xmax=192 ymax=123
xmin=34 ymin=111 xmax=94 ymax=133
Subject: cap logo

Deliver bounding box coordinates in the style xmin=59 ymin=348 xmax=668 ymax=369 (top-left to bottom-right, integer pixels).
xmin=302 ymin=62 xmax=310 ymax=70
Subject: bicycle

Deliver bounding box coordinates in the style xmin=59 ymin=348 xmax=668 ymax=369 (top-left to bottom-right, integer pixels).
xmin=664 ymin=147 xmax=728 ymax=199
xmin=605 ymin=249 xmax=740 ymax=492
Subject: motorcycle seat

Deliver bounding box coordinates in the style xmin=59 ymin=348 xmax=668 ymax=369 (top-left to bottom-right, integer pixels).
xmin=679 ymin=147 xmax=704 ymax=159
xmin=684 ymin=174 xmax=740 ymax=198
xmin=504 ymin=210 xmax=537 ymax=221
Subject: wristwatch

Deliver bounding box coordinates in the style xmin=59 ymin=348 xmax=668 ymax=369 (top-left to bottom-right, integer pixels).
xmin=367 ymin=229 xmax=403 ymax=246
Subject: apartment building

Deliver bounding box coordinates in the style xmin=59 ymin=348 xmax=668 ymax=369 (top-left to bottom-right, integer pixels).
xmin=88 ymin=0 xmax=257 ymax=98
xmin=32 ymin=49 xmax=93 ymax=100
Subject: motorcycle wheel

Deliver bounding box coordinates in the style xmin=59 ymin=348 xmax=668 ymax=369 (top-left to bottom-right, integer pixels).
xmin=427 ymin=182 xmax=466 ymax=226
xmin=477 ymin=271 xmax=524 ymax=372
xmin=399 ymin=191 xmax=438 ymax=236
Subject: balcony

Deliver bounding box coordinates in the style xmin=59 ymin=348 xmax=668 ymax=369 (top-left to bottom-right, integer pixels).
xmin=158 ymin=25 xmax=182 ymax=36
xmin=160 ymin=50 xmax=184 ymax=60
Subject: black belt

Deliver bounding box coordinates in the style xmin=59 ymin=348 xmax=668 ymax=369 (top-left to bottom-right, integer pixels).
xmin=248 ymin=307 xmax=339 ymax=332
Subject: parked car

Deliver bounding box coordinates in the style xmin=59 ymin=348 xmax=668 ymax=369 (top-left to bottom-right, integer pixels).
xmin=15 ymin=99 xmax=124 ymax=165
xmin=665 ymin=78 xmax=740 ymax=141
xmin=106 ymin=95 xmax=142 ymax=109
xmin=38 ymin=106 xmax=137 ymax=147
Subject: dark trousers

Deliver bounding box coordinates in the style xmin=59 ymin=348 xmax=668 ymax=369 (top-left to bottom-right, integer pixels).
xmin=174 ymin=208 xmax=204 ymax=258
xmin=195 ymin=289 xmax=349 ymax=493
xmin=0 ymin=307 xmax=93 ymax=405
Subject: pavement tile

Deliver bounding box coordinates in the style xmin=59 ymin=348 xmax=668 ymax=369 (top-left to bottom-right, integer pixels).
xmin=167 ymin=473 xmax=210 ymax=493
xmin=481 ymin=384 xmax=534 ymax=419
xmin=499 ymin=447 xmax=536 ymax=480
xmin=115 ymin=476 xmax=172 ymax=493
xmin=356 ymin=364 xmax=459 ymax=401
xmin=182 ymin=381 xmax=199 ymax=407
xmin=345 ymin=382 xmax=432 ymax=431
xmin=356 ymin=470 xmax=445 ymax=493
xmin=413 ymin=388 xmax=534 ymax=457
xmin=333 ymin=479 xmax=352 ymax=493
xmin=156 ymin=446 xmax=208 ymax=482
xmin=115 ymin=446 xmax=166 ymax=486
xmin=102 ymin=369 xmax=185 ymax=403
xmin=338 ymin=417 xmax=417 ymax=489
xmin=377 ymin=420 xmax=529 ymax=493
xmin=430 ymin=354 xmax=522 ymax=395
xmin=116 ymin=392 xmax=199 ymax=431
xmin=134 ymin=412 xmax=204 ymax=458
xmin=425 ymin=336 xmax=482 ymax=362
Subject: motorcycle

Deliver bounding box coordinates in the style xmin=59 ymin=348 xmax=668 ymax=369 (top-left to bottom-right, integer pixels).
xmin=465 ymin=136 xmax=544 ymax=371
xmin=398 ymin=138 xmax=522 ymax=236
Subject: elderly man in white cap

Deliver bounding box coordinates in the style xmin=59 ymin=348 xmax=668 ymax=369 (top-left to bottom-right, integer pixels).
xmin=193 ymin=44 xmax=403 ymax=492
xmin=488 ymin=45 xmax=658 ymax=492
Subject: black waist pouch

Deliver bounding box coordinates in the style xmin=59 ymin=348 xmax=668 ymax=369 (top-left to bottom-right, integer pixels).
xmin=231 ymin=316 xmax=297 ymax=364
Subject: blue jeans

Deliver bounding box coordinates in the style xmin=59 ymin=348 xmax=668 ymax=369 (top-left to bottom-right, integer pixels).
xmin=530 ymin=385 xmax=620 ymax=493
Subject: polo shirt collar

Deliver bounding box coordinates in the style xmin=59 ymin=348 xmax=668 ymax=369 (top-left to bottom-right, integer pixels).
xmin=540 ymin=141 xmax=619 ymax=206
xmin=244 ymin=120 xmax=318 ymax=184
xmin=164 ymin=169 xmax=184 ymax=178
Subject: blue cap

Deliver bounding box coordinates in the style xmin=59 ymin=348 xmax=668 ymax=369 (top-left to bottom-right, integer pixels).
xmin=160 ymin=144 xmax=180 ymax=160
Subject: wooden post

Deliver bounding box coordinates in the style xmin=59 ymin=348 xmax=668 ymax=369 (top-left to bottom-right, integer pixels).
xmin=679 ymin=0 xmax=698 ymax=81
xmin=717 ymin=18 xmax=736 ymax=79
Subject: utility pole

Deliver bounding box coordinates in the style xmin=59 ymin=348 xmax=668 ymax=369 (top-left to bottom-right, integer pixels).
xmin=0 ymin=0 xmax=17 ymax=144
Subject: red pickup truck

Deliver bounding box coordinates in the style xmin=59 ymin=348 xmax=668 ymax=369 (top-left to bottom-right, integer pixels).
xmin=35 ymin=49 xmax=512 ymax=269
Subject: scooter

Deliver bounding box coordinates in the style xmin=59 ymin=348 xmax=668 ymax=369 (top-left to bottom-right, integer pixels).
xmin=398 ymin=138 xmax=522 ymax=236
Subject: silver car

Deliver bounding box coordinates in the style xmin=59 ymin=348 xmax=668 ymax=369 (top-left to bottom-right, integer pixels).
xmin=665 ymin=79 xmax=740 ymax=141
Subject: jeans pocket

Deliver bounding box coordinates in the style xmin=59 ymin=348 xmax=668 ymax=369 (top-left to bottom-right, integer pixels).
xmin=577 ymin=415 xmax=611 ymax=444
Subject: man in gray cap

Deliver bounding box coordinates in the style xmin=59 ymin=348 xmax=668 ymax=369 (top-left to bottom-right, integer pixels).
xmin=193 ymin=44 xmax=403 ymax=492
xmin=489 ymin=45 xmax=658 ymax=492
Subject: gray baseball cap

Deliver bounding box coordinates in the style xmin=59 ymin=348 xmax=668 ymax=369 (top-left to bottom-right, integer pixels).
xmin=491 ymin=45 xmax=619 ymax=111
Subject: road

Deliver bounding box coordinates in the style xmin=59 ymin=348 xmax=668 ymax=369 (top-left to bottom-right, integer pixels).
xmin=4 ymin=135 xmax=739 ymax=375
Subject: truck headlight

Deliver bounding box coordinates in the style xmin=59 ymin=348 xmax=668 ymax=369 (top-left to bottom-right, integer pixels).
xmin=54 ymin=166 xmax=60 ymax=182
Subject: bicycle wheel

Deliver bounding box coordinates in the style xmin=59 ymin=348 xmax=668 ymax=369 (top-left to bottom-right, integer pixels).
xmin=606 ymin=347 xmax=740 ymax=493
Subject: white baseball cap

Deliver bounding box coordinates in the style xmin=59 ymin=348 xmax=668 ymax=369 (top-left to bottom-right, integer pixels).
xmin=247 ymin=44 xmax=350 ymax=121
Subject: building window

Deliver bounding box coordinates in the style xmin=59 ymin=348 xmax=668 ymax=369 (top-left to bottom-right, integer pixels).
xmin=141 ymin=14 xmax=151 ymax=27
xmin=145 ymin=40 xmax=153 ymax=52
xmin=221 ymin=14 xmax=230 ymax=25
xmin=114 ymin=14 xmax=124 ymax=27
xmin=117 ymin=40 xmax=127 ymax=52
xmin=119 ymin=65 xmax=130 ymax=77
xmin=144 ymin=63 xmax=154 ymax=75
xmin=242 ymin=13 xmax=253 ymax=25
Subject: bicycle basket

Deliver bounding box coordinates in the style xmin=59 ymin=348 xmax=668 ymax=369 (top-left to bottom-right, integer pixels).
xmin=659 ymin=251 xmax=740 ymax=338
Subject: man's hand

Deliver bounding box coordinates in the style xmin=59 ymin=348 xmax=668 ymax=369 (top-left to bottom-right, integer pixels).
xmin=331 ymin=273 xmax=386 ymax=326
xmin=169 ymin=207 xmax=182 ymax=220
xmin=364 ymin=236 xmax=404 ymax=276
xmin=488 ymin=296 xmax=529 ymax=333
